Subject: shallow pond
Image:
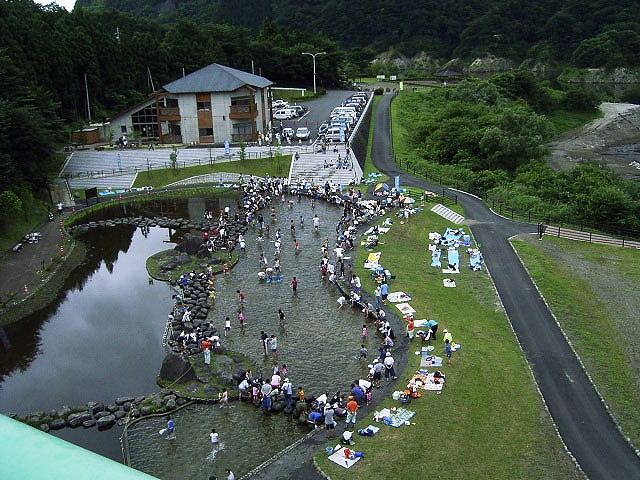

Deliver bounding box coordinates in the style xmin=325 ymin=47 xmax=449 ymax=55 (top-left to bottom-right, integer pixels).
xmin=0 ymin=194 xmax=373 ymax=478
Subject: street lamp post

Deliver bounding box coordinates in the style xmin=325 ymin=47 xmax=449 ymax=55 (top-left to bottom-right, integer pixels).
xmin=301 ymin=51 xmax=326 ymax=94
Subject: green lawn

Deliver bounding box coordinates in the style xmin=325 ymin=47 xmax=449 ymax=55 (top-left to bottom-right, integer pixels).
xmin=513 ymin=236 xmax=640 ymax=447
xmin=390 ymin=92 xmax=413 ymax=160
xmin=272 ymin=90 xmax=322 ymax=103
xmin=363 ymin=96 xmax=383 ymax=178
xmin=315 ymin=205 xmax=580 ymax=480
xmin=132 ymin=155 xmax=292 ymax=189
xmin=545 ymin=109 xmax=602 ymax=137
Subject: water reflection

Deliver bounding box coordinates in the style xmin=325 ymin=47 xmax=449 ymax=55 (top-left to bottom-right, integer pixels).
xmin=0 ymin=226 xmax=173 ymax=415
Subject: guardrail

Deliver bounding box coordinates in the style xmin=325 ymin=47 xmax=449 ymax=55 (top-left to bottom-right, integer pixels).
xmin=544 ymin=225 xmax=640 ymax=248
xmin=60 ymin=145 xmax=317 ymax=181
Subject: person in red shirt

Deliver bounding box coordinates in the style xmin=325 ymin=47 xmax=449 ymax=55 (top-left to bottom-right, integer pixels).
xmin=405 ymin=314 xmax=415 ymax=340
xmin=236 ymin=290 xmax=245 ymax=304
xmin=202 ymin=339 xmax=212 ymax=365
xmin=346 ymin=396 xmax=358 ymax=430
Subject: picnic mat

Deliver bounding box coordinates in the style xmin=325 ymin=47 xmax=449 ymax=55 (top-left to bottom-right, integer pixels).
xmin=413 ymin=319 xmax=434 ymax=328
xmin=385 ymin=408 xmax=416 ymax=427
xmin=363 ymin=425 xmax=380 ymax=435
xmin=420 ymin=355 xmax=443 ymax=367
xmin=447 ymin=248 xmax=460 ymax=266
xmin=328 ymin=447 xmax=362 ymax=468
xmin=431 ymin=250 xmax=442 ymax=268
xmin=410 ymin=371 xmax=445 ymax=391
xmin=367 ymin=252 xmax=382 ymax=263
xmin=387 ymin=291 xmax=412 ymax=303
xmin=395 ymin=303 xmax=416 ymax=315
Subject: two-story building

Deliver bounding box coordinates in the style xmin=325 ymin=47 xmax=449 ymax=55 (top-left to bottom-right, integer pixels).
xmin=109 ymin=63 xmax=273 ymax=145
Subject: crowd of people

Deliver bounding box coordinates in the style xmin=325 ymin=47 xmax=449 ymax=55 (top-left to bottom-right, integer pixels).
xmin=161 ymin=175 xmax=457 ymax=477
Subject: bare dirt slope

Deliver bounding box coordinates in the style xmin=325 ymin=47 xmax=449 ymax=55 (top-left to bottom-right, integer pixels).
xmin=547 ymin=102 xmax=640 ymax=181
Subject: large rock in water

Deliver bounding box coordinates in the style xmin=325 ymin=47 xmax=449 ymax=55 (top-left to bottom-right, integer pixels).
xmin=159 ymin=352 xmax=196 ymax=384
xmin=175 ymin=233 xmax=202 ymax=255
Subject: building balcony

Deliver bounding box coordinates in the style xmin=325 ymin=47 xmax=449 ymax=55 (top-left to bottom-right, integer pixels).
xmin=229 ymin=103 xmax=257 ymax=119
xmin=158 ymin=107 xmax=181 ymax=121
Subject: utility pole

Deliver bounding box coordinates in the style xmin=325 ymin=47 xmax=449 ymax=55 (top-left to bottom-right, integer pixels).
xmin=301 ymin=51 xmax=326 ymax=94
xmin=84 ymin=73 xmax=91 ymax=122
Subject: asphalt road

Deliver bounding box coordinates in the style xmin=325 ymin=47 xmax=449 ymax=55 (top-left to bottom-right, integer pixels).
xmin=372 ymin=93 xmax=640 ymax=479
xmin=274 ymin=90 xmax=357 ymax=139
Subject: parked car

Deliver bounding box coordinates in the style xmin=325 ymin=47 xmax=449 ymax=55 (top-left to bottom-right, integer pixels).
xmin=343 ymin=102 xmax=363 ymax=112
xmin=324 ymin=126 xmax=345 ymax=142
xmin=274 ymin=108 xmax=295 ymax=120
xmin=318 ymin=122 xmax=330 ymax=135
xmin=331 ymin=114 xmax=356 ymax=126
xmin=272 ymin=99 xmax=288 ymax=108
xmin=331 ymin=106 xmax=358 ymax=118
xmin=329 ymin=121 xmax=350 ymax=134
xmin=290 ymin=105 xmax=308 ymax=116
xmin=295 ymin=127 xmax=311 ymax=140
xmin=282 ymin=127 xmax=295 ymax=138
xmin=350 ymin=93 xmax=368 ymax=102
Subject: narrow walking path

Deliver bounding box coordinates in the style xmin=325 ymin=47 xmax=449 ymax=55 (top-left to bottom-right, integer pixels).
xmin=372 ymin=93 xmax=640 ymax=479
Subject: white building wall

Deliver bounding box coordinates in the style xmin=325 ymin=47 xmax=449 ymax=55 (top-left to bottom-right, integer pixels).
xmin=178 ymin=94 xmax=199 ymax=144
xmin=212 ymin=92 xmax=231 ymax=142
xmin=109 ymin=112 xmax=133 ymax=141
xmin=255 ymin=89 xmax=265 ymax=136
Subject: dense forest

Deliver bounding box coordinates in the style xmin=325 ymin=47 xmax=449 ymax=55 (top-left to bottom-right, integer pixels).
xmin=0 ymin=0 xmax=340 ymax=201
xmin=76 ymin=0 xmax=640 ymax=66
xmin=1 ymin=0 xmax=639 ymax=235
xmin=394 ymin=74 xmax=640 ymax=231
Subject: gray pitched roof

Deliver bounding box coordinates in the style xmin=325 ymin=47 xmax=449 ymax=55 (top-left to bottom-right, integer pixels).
xmin=163 ymin=63 xmax=273 ymax=93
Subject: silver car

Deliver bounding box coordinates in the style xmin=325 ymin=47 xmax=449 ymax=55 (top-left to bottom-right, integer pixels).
xmin=295 ymin=127 xmax=311 ymax=140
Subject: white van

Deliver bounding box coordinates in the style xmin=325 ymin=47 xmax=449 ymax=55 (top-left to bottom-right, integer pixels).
xmin=331 ymin=106 xmax=358 ymax=117
xmin=273 ymin=108 xmax=296 ymax=120
xmin=330 ymin=114 xmax=355 ymax=126
xmin=324 ymin=126 xmax=345 ymax=142
xmin=351 ymin=93 xmax=368 ymax=102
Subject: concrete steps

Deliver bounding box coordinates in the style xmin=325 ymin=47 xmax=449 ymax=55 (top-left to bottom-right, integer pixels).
xmin=67 ymin=174 xmax=138 ymax=191
xmin=431 ymin=203 xmax=465 ymax=224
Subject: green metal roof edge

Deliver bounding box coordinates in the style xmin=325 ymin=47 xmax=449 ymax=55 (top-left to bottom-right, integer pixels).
xmin=0 ymin=414 xmax=159 ymax=480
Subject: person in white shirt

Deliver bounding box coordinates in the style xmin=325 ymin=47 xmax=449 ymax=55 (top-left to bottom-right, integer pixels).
xmin=209 ymin=428 xmax=219 ymax=452
xmin=384 ymin=354 xmax=397 ymax=379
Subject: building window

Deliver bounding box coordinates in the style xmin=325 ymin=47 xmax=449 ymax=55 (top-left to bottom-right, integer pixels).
xmin=231 ymin=95 xmax=250 ymax=106
xmin=121 ymin=125 xmax=127 ymax=133
xmin=232 ymin=122 xmax=251 ymax=135
xmin=162 ymin=97 xmax=178 ymax=108
xmin=131 ymin=103 xmax=159 ymax=138
xmin=197 ymin=101 xmax=211 ymax=111
xmin=199 ymin=128 xmax=214 ymax=137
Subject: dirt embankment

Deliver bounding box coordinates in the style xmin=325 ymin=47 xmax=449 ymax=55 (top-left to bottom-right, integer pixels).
xmin=547 ymin=102 xmax=640 ymax=181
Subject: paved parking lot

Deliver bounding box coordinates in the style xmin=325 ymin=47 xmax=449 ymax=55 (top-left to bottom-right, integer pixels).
xmin=272 ymin=90 xmax=358 ymax=139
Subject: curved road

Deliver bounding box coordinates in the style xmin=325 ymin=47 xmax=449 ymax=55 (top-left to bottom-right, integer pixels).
xmin=372 ymin=93 xmax=640 ymax=479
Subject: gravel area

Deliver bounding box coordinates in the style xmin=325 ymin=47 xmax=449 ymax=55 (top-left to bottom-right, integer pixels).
xmin=547 ymin=102 xmax=640 ymax=181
